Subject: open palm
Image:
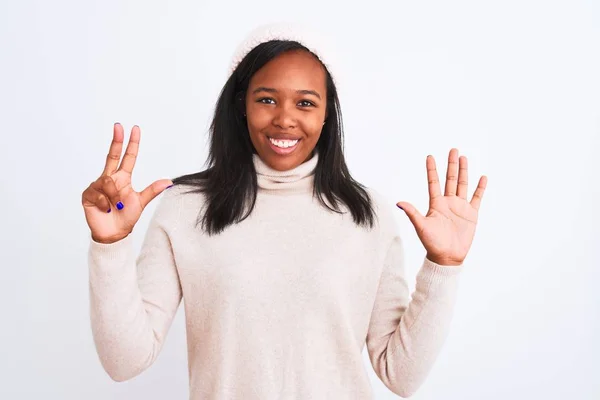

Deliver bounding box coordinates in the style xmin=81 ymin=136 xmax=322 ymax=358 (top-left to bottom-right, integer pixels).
xmin=397 ymin=148 xmax=488 ymax=266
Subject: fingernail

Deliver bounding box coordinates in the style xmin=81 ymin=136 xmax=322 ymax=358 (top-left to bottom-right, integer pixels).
xmin=397 ymin=204 xmax=403 ymax=210
xmin=107 ymin=208 xmax=111 ymax=213
xmin=166 ymin=184 xmax=174 ymax=189
xmin=116 ymin=201 xmax=124 ymax=210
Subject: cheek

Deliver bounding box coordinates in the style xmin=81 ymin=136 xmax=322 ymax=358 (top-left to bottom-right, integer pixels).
xmin=247 ymin=106 xmax=272 ymax=130
xmin=301 ymin=114 xmax=326 ymax=137
xmin=246 ymin=111 xmax=269 ymax=138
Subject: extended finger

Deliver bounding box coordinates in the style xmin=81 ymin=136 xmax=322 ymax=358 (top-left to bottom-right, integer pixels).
xmin=426 ymin=155 xmax=442 ymax=201
xmin=82 ymin=185 xmax=112 ymax=213
xmin=456 ymin=155 xmax=469 ymax=199
xmin=470 ymin=175 xmax=488 ymax=210
xmin=118 ymin=125 xmax=141 ymax=174
xmin=444 ymin=148 xmax=459 ymax=196
xmin=139 ymin=179 xmax=174 ymax=209
xmin=396 ymin=201 xmax=425 ymax=232
xmin=102 ymin=123 xmax=124 ymax=176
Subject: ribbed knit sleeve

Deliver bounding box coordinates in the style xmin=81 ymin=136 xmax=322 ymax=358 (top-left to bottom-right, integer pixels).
xmin=365 ymin=191 xmax=463 ymax=397
xmin=87 ymin=187 xmax=183 ymax=382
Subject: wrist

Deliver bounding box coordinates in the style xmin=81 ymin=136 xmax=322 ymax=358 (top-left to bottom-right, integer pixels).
xmin=91 ymin=232 xmax=130 ymax=244
xmin=426 ymin=253 xmax=462 ymax=266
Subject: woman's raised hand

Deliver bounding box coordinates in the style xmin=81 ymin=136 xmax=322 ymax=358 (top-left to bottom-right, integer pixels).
xmin=396 ymin=148 xmax=487 ymax=266
xmin=81 ymin=123 xmax=174 ymax=244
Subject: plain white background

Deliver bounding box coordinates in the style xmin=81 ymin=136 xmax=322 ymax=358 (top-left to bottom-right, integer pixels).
xmin=1 ymin=0 xmax=598 ymax=399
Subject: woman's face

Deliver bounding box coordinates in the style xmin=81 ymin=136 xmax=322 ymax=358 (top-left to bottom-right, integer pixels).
xmin=245 ymin=50 xmax=327 ymax=171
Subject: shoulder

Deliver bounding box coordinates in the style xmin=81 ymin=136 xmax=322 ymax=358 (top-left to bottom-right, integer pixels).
xmin=151 ymin=183 xmax=200 ymax=228
xmin=156 ymin=183 xmax=187 ymax=206
xmin=364 ymin=186 xmax=401 ymax=238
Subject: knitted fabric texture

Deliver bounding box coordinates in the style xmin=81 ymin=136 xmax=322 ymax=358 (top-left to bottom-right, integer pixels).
xmin=228 ymin=22 xmax=341 ymax=86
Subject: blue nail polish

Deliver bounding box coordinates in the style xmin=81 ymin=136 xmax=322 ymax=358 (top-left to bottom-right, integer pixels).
xmin=116 ymin=201 xmax=124 ymax=210
xmin=107 ymin=208 xmax=111 ymax=213
xmin=166 ymin=184 xmax=174 ymax=189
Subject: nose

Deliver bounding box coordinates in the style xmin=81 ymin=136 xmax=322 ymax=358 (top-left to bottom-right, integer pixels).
xmin=271 ymin=103 xmax=297 ymax=129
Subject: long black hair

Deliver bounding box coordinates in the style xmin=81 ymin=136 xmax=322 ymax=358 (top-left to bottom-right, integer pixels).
xmin=172 ymin=39 xmax=375 ymax=235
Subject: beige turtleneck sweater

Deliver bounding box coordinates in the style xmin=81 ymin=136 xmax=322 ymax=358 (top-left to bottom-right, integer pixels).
xmin=88 ymin=152 xmax=463 ymax=399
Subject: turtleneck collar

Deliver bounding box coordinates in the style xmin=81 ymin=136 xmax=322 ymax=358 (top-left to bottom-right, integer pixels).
xmin=253 ymin=151 xmax=319 ymax=193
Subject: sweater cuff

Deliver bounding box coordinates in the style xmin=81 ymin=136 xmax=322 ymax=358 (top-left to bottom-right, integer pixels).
xmin=88 ymin=233 xmax=134 ymax=276
xmin=416 ymin=257 xmax=463 ymax=296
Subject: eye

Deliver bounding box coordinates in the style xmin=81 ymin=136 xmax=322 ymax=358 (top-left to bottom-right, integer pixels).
xmin=298 ymin=100 xmax=315 ymax=107
xmin=257 ymin=97 xmax=275 ymax=104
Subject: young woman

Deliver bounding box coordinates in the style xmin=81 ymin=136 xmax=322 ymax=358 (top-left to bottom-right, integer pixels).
xmin=82 ymin=24 xmax=487 ymax=399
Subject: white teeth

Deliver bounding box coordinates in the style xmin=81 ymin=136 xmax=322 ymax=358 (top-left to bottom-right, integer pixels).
xmin=269 ymin=138 xmax=299 ymax=148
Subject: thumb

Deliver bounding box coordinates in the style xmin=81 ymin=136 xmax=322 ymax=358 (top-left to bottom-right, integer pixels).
xmin=396 ymin=201 xmax=425 ymax=229
xmin=140 ymin=179 xmax=174 ymax=209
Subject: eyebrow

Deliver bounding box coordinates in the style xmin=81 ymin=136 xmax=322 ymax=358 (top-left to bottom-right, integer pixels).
xmin=251 ymin=86 xmax=322 ymax=100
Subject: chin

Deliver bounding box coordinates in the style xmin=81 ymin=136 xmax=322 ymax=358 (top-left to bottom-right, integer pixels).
xmin=260 ymin=147 xmax=311 ymax=172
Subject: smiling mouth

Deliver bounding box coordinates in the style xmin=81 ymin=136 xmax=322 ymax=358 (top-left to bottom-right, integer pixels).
xmin=267 ymin=137 xmax=301 ymax=155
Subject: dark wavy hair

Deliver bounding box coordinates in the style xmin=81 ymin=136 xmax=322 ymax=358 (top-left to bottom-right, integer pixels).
xmin=171 ymin=39 xmax=375 ymax=235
